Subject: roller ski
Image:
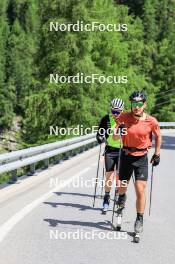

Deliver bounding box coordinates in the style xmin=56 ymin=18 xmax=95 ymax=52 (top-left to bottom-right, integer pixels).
xmin=133 ymin=216 xmax=143 ymax=243
xmin=102 ymin=194 xmax=110 ymax=215
xmin=114 ymin=194 xmax=126 ymax=231
xmin=115 ymin=205 xmax=124 ymax=231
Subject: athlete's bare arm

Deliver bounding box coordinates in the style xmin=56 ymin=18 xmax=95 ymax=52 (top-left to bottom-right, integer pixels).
xmin=154 ymin=132 xmax=162 ymax=155
xmin=112 ymin=114 xmax=125 ymax=141
xmin=112 ymin=124 xmax=121 ymax=141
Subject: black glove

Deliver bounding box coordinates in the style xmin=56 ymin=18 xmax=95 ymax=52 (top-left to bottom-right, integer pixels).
xmin=96 ymin=135 xmax=105 ymax=144
xmin=150 ymin=154 xmax=160 ymax=166
xmin=118 ymin=123 xmax=125 ymax=129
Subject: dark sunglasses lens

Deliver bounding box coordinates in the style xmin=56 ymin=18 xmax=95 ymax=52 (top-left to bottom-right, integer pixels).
xmin=111 ymin=110 xmax=121 ymax=115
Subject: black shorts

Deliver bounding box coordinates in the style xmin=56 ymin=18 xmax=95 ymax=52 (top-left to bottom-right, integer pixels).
xmin=105 ymin=146 xmax=120 ymax=172
xmin=119 ymin=150 xmax=148 ymax=181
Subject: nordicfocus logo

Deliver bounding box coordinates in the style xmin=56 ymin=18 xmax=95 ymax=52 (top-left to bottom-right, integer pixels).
xmin=49 ymin=125 xmax=128 ymax=137
xmin=50 ymin=21 xmax=128 ymax=32
xmin=50 ymin=73 xmax=128 ymax=84
xmin=49 ymin=228 xmax=128 ymax=240
xmin=49 ymin=177 xmax=128 ymax=189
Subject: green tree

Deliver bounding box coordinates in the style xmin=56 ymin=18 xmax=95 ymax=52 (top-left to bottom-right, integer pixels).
xmin=0 ymin=0 xmax=14 ymax=129
xmin=24 ymin=0 xmax=131 ymax=143
xmin=151 ymin=0 xmax=175 ymax=121
xmin=122 ymin=0 xmax=145 ymax=17
xmin=6 ymin=0 xmax=40 ymax=114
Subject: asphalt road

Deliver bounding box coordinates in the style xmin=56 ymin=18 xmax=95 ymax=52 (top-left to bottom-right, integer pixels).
xmin=0 ymin=130 xmax=174 ymax=264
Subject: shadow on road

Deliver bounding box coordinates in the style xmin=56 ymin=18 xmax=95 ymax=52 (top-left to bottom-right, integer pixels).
xmin=109 ymin=222 xmax=135 ymax=239
xmin=44 ymin=218 xmax=112 ymax=231
xmin=54 ymin=192 xmax=102 ymax=199
xmin=44 ymin=201 xmax=102 ymax=212
xmin=44 ymin=218 xmax=135 ymax=242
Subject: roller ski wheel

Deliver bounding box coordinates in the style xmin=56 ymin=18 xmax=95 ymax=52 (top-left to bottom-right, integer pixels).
xmin=116 ymin=224 xmax=121 ymax=231
xmin=133 ymin=233 xmax=140 ymax=243
xmin=102 ymin=205 xmax=109 ymax=214
xmin=102 ymin=209 xmax=107 ymax=215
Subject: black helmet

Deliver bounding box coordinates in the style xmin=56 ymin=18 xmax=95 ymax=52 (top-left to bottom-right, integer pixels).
xmin=129 ymin=91 xmax=147 ymax=102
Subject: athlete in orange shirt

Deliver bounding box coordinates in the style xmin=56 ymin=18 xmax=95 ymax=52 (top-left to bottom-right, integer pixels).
xmin=113 ymin=91 xmax=162 ymax=238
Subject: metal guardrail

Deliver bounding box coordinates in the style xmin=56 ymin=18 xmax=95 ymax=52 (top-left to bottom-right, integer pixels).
xmin=159 ymin=122 xmax=175 ymax=127
xmin=0 ymin=133 xmax=95 ymax=165
xmin=0 ymin=134 xmax=96 ymax=182
xmin=0 ymin=122 xmax=174 ymax=183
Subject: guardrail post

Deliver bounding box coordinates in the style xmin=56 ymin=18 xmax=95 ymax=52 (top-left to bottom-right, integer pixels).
xmin=29 ymin=163 xmax=35 ymax=175
xmin=9 ymin=169 xmax=17 ymax=183
xmin=44 ymin=158 xmax=49 ymax=169
xmin=69 ymin=150 xmax=74 ymax=157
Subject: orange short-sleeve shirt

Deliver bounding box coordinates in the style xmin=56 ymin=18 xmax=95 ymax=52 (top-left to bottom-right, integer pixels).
xmin=118 ymin=112 xmax=161 ymax=156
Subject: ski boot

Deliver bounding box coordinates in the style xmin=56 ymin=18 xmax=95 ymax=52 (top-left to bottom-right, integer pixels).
xmin=115 ymin=194 xmax=127 ymax=231
xmin=133 ymin=217 xmax=143 ymax=243
xmin=102 ymin=194 xmax=110 ymax=214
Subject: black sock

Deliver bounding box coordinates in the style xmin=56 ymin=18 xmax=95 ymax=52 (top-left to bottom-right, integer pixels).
xmin=118 ymin=193 xmax=126 ymax=202
xmin=119 ymin=193 xmax=125 ymax=198
xmin=137 ymin=213 xmax=143 ymax=221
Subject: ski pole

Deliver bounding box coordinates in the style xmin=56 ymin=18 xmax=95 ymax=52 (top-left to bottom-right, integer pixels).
xmin=149 ymin=165 xmax=154 ymax=216
xmin=112 ymin=172 xmax=119 ymax=225
xmin=93 ymin=144 xmax=102 ymax=207
xmin=111 ymin=128 xmax=122 ymax=226
xmin=132 ymin=173 xmax=135 ymax=184
xmin=100 ymin=160 xmax=105 ymax=198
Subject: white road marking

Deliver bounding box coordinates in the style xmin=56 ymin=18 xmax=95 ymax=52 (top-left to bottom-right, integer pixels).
xmin=0 ymin=167 xmax=90 ymax=244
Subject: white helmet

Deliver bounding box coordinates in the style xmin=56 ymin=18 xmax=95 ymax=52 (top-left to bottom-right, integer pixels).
xmin=110 ymin=98 xmax=124 ymax=111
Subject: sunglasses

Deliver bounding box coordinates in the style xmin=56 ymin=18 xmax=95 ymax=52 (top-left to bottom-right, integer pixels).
xmin=111 ymin=109 xmax=122 ymax=116
xmin=131 ymin=101 xmax=144 ymax=108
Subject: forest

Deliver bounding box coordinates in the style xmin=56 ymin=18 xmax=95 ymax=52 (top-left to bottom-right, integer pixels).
xmin=0 ymin=0 xmax=174 ymax=149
